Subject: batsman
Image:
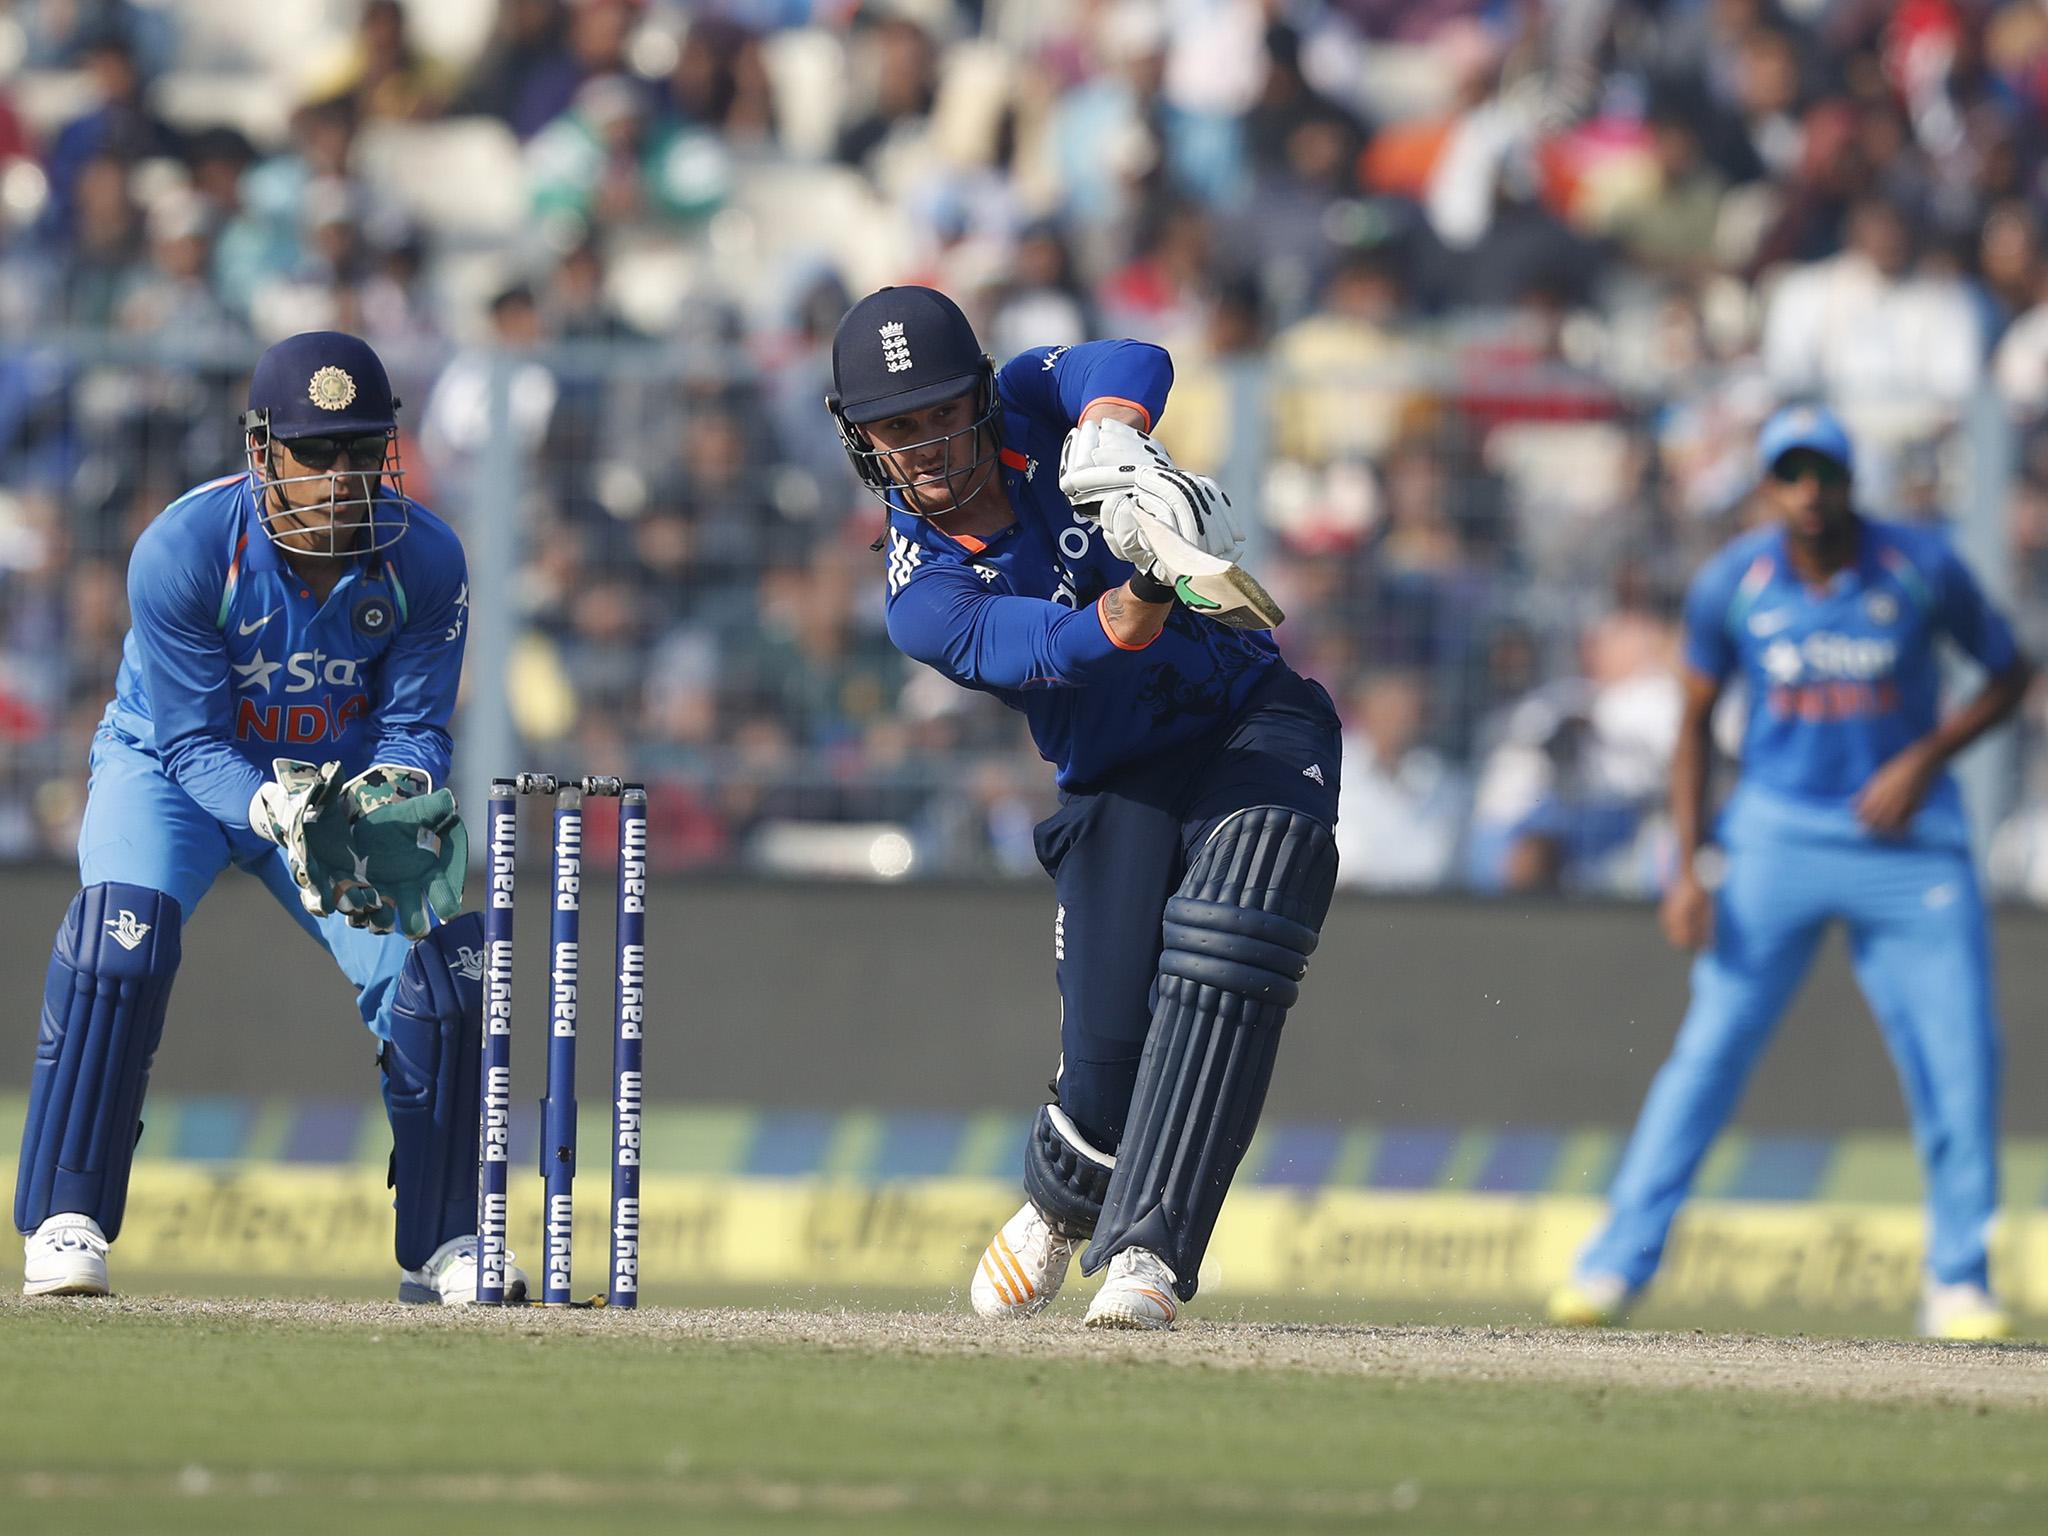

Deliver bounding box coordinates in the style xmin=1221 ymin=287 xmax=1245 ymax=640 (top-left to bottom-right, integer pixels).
xmin=827 ymin=287 xmax=1341 ymax=1328
xmin=15 ymin=332 xmax=519 ymax=1304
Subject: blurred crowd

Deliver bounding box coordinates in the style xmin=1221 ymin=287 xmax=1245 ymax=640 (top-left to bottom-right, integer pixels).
xmin=2 ymin=0 xmax=2048 ymax=895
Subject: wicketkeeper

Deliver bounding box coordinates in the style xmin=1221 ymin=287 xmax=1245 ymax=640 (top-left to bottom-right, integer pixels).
xmin=827 ymin=287 xmax=1342 ymax=1329
xmin=15 ymin=332 xmax=517 ymax=1303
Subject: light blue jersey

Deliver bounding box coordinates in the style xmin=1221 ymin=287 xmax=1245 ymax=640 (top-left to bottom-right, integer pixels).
xmin=1579 ymin=513 xmax=2021 ymax=1298
xmin=101 ymin=471 xmax=469 ymax=861
xmin=80 ymin=471 xmax=468 ymax=1038
xmin=1682 ymin=517 xmax=2018 ymax=848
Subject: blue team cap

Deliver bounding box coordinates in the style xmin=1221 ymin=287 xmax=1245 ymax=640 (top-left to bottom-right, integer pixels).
xmin=246 ymin=331 xmax=398 ymax=440
xmin=829 ymin=286 xmax=987 ymax=425
xmin=1757 ymin=404 xmax=1854 ymax=478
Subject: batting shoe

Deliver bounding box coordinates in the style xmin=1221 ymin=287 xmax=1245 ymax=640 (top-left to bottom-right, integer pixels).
xmin=22 ymin=1213 xmax=110 ymax=1297
xmin=971 ymin=1202 xmax=1078 ymax=1319
xmin=398 ymin=1235 xmax=530 ymax=1306
xmin=1084 ymin=1247 xmax=1179 ymax=1331
xmin=1920 ymin=1281 xmax=2015 ymax=1341
xmin=1546 ymin=1271 xmax=1636 ymax=1328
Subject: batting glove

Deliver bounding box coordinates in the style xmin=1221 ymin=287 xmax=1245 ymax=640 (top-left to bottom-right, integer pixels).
xmin=1057 ymin=420 xmax=1244 ymax=571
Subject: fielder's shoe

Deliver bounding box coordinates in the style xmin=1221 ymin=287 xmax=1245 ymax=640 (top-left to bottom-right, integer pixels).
xmin=23 ymin=1213 xmax=110 ymax=1297
xmin=971 ymin=1201 xmax=1079 ymax=1319
xmin=1546 ymin=1271 xmax=1636 ymax=1328
xmin=1084 ymin=1247 xmax=1179 ymax=1331
xmin=398 ymin=1235 xmax=529 ymax=1306
xmin=1920 ymin=1281 xmax=2015 ymax=1341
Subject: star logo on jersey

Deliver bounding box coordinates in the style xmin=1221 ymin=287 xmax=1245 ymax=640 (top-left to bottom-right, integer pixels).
xmin=879 ymin=321 xmax=913 ymax=374
xmin=1761 ymin=638 xmax=1803 ymax=684
xmin=233 ymin=648 xmax=284 ymax=691
xmin=104 ymin=910 xmax=151 ymax=952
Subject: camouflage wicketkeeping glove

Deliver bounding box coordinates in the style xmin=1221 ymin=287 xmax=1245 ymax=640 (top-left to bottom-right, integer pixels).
xmin=338 ymin=765 xmax=469 ymax=941
xmin=249 ymin=759 xmax=385 ymax=924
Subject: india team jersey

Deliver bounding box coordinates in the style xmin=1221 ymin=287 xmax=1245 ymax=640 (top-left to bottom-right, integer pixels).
xmin=1682 ymin=516 xmax=2019 ymax=846
xmin=100 ymin=472 xmax=469 ymax=855
xmin=882 ymin=340 xmax=1281 ymax=787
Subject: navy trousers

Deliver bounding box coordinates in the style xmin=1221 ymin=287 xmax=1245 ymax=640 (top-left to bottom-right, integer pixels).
xmin=1033 ymin=666 xmax=1342 ymax=1151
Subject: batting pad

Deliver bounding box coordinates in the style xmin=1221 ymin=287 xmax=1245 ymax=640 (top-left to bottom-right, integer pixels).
xmin=1083 ymin=806 xmax=1338 ymax=1299
xmin=382 ymin=911 xmax=485 ymax=1270
xmin=15 ymin=883 xmax=183 ymax=1240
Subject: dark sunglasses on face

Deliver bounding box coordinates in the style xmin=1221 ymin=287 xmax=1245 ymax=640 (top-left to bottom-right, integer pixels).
xmin=1769 ymin=451 xmax=1848 ymax=487
xmin=282 ymin=433 xmax=388 ymax=471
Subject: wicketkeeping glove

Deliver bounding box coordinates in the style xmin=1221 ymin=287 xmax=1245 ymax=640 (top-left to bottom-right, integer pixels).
xmin=339 ymin=765 xmax=469 ymax=941
xmin=1056 ymin=419 xmax=1246 ymax=573
xmin=250 ymin=759 xmax=384 ymax=924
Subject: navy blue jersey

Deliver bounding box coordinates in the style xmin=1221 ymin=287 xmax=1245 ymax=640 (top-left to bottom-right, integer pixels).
xmin=101 ymin=472 xmax=469 ymax=858
xmin=882 ymin=340 xmax=1281 ymax=787
xmin=1683 ymin=515 xmax=2018 ymax=843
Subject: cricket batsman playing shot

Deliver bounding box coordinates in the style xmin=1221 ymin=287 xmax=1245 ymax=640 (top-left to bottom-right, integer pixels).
xmin=826 ymin=286 xmax=1341 ymax=1329
xmin=1550 ymin=405 xmax=2035 ymax=1339
xmin=14 ymin=331 xmax=521 ymax=1305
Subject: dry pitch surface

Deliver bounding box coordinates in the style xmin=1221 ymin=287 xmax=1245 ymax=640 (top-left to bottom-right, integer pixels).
xmin=13 ymin=1292 xmax=2048 ymax=1407
xmin=7 ymin=1293 xmax=2046 ymax=1534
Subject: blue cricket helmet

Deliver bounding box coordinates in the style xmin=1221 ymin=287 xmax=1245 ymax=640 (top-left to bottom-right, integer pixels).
xmin=242 ymin=331 xmax=411 ymax=558
xmin=825 ymin=286 xmax=1000 ymax=515
xmin=246 ymin=330 xmax=400 ymax=440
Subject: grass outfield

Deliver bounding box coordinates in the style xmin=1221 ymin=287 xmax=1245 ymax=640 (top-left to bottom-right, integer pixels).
xmin=5 ymin=1290 xmax=2045 ymax=1536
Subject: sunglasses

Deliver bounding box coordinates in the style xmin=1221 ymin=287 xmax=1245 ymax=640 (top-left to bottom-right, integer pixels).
xmin=1769 ymin=451 xmax=1848 ymax=487
xmin=282 ymin=433 xmax=388 ymax=471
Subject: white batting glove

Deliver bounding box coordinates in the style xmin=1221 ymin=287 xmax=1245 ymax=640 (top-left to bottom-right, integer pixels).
xmin=1058 ymin=419 xmax=1244 ymax=569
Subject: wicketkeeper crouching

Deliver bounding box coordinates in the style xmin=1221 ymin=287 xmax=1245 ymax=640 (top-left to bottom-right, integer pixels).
xmin=15 ymin=332 xmax=516 ymax=1304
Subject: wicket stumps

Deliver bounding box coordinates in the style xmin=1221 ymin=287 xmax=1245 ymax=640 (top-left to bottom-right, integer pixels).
xmin=476 ymin=774 xmax=647 ymax=1307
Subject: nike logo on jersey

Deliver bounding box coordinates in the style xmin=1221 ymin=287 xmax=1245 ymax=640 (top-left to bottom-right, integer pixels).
xmin=1748 ymin=609 xmax=1792 ymax=636
xmin=238 ymin=610 xmax=278 ymax=636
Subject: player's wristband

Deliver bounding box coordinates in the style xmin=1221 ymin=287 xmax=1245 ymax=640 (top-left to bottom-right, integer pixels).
xmin=1127 ymin=569 xmax=1175 ymax=605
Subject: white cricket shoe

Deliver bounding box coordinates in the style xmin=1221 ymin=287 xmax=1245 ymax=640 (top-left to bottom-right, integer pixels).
xmin=1084 ymin=1247 xmax=1179 ymax=1331
xmin=23 ymin=1213 xmax=110 ymax=1297
xmin=1547 ymin=1271 xmax=1636 ymax=1328
xmin=1920 ymin=1281 xmax=2015 ymax=1341
xmin=971 ymin=1202 xmax=1078 ymax=1319
xmin=398 ymin=1235 xmax=529 ymax=1306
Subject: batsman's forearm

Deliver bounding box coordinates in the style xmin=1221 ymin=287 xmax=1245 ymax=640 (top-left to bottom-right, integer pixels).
xmin=1919 ymin=657 xmax=2034 ymax=767
xmin=1100 ymin=582 xmax=1172 ymax=649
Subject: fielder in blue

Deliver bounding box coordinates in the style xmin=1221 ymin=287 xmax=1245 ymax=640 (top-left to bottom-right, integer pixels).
xmin=1552 ymin=405 xmax=2033 ymax=1339
xmin=827 ymin=287 xmax=1341 ymax=1329
xmin=15 ymin=333 xmax=521 ymax=1304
